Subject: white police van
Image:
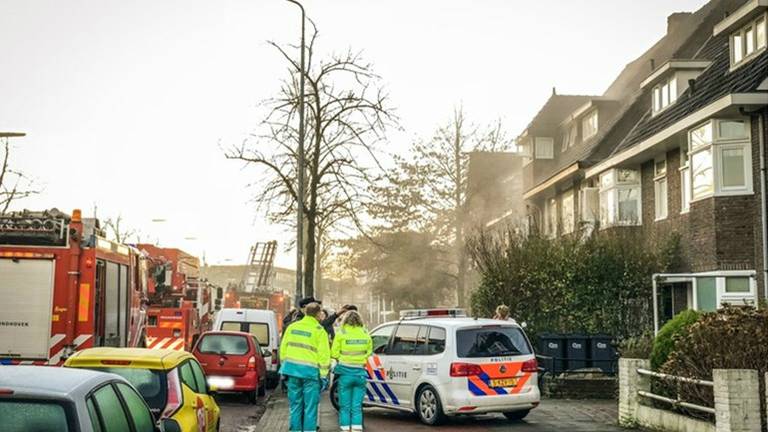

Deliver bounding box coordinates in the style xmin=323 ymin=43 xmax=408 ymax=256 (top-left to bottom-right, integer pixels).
xmin=332 ymin=308 xmax=540 ymax=425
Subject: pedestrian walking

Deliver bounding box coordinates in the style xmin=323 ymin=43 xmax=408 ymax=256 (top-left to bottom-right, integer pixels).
xmin=279 ymin=302 xmax=331 ymax=432
xmin=330 ymin=310 xmax=372 ymax=432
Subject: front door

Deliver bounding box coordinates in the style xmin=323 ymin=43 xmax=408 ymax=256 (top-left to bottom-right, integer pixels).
xmin=385 ymin=324 xmax=428 ymax=408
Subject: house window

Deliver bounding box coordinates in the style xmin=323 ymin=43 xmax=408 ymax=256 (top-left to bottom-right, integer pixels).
xmin=561 ymin=123 xmax=578 ymax=152
xmin=731 ymin=12 xmax=768 ymax=67
xmin=580 ymin=187 xmax=599 ymax=223
xmin=687 ymin=119 xmax=752 ymax=201
xmin=652 ymin=76 xmax=678 ymax=115
xmin=535 ymin=137 xmax=554 ymax=159
xmin=680 ymin=146 xmax=691 ymax=213
xmin=582 ymin=110 xmax=598 ymax=140
xmin=561 ymin=189 xmax=575 ymax=234
xmin=654 ymin=158 xmax=668 ymax=220
xmin=725 ymin=276 xmax=750 ymax=293
xmin=545 ymin=197 xmax=558 ymax=237
xmin=599 ymin=168 xmax=641 ymax=227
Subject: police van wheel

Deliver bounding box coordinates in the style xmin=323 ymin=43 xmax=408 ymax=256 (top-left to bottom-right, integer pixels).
xmin=503 ymin=410 xmax=530 ymax=421
xmin=416 ymin=385 xmax=445 ymax=426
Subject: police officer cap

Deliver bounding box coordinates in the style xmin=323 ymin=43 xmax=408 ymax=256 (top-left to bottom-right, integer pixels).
xmin=299 ymin=296 xmax=322 ymax=308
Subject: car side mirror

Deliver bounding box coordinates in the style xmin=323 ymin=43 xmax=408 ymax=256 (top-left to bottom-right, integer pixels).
xmin=159 ymin=418 xmax=182 ymax=432
xmin=262 ymin=349 xmax=272 ymax=358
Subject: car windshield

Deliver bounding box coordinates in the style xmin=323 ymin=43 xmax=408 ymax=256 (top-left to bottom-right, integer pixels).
xmin=0 ymin=400 xmax=71 ymax=432
xmin=199 ymin=334 xmax=250 ymax=355
xmin=89 ymin=367 xmax=167 ymax=414
xmin=456 ymin=326 xmax=532 ymax=358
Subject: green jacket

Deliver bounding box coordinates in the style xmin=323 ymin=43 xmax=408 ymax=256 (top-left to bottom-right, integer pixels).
xmin=279 ymin=315 xmax=331 ymax=379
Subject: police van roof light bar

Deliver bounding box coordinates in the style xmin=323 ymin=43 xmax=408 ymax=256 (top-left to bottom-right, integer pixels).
xmin=399 ymin=308 xmax=467 ymax=319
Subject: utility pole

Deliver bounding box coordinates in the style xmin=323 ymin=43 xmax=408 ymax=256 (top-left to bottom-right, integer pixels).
xmin=285 ymin=0 xmax=306 ymax=305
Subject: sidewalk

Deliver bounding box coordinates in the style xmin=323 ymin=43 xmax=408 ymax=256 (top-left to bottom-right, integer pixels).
xmin=256 ymin=387 xmax=338 ymax=431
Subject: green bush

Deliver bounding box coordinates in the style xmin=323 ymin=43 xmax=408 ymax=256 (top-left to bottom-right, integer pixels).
xmin=650 ymin=309 xmax=701 ymax=370
xmin=467 ymin=227 xmax=680 ymax=340
xmin=617 ymin=333 xmax=653 ymax=359
xmin=661 ymin=307 xmax=768 ymax=428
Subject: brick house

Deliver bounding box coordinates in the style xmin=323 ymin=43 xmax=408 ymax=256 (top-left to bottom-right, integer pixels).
xmin=515 ymin=0 xmax=767 ymax=330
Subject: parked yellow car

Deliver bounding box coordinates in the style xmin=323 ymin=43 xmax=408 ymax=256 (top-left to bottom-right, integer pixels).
xmin=65 ymin=347 xmax=221 ymax=432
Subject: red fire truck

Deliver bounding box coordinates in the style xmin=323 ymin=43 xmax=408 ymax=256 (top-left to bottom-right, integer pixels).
xmin=0 ymin=209 xmax=148 ymax=365
xmin=138 ymin=245 xmax=215 ymax=351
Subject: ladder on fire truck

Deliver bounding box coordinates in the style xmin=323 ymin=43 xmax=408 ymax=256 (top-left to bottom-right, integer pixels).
xmin=242 ymin=241 xmax=277 ymax=293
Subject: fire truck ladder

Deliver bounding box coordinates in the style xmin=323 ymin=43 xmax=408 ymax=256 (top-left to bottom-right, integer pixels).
xmin=242 ymin=241 xmax=277 ymax=293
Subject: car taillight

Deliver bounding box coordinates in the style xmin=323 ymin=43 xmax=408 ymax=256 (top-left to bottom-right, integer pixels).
xmin=450 ymin=362 xmax=483 ymax=377
xmin=162 ymin=368 xmax=183 ymax=418
xmin=521 ymin=358 xmax=538 ymax=373
xmin=247 ymin=356 xmax=257 ymax=371
xmin=271 ymin=349 xmax=278 ymax=365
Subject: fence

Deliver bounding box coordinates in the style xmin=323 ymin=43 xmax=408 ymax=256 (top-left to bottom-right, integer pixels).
xmin=619 ymin=358 xmax=765 ymax=432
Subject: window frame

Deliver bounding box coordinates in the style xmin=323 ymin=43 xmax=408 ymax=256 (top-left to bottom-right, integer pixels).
xmin=87 ymin=381 xmax=136 ymax=432
xmin=370 ymin=324 xmax=396 ymax=354
xmin=680 ymin=146 xmax=691 ymax=213
xmin=598 ymin=168 xmax=642 ymax=228
xmin=582 ymin=110 xmax=599 ymax=140
xmin=652 ymin=75 xmax=679 ymax=115
xmin=687 ymin=119 xmax=753 ymax=203
xmin=730 ymin=11 xmax=768 ymax=68
xmin=561 ymin=189 xmax=575 ymax=234
xmin=534 ymin=137 xmax=555 ymax=159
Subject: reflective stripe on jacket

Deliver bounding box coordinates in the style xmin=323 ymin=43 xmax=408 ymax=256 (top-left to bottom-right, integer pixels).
xmin=279 ymin=315 xmax=331 ymax=378
xmin=331 ymin=324 xmax=372 ymax=368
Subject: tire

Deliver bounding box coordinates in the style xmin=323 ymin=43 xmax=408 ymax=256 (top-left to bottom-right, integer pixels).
xmin=415 ymin=385 xmax=446 ymax=426
xmin=247 ymin=389 xmax=258 ymax=405
xmin=258 ymin=380 xmax=267 ymax=397
xmin=330 ymin=380 xmax=340 ymax=412
xmin=503 ymin=410 xmax=530 ymax=421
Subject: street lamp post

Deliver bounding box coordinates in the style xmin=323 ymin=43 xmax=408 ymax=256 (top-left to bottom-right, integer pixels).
xmin=285 ymin=0 xmax=306 ymax=306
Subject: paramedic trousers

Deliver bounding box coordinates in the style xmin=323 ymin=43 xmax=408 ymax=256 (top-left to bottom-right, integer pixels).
xmin=286 ymin=376 xmax=321 ymax=432
xmin=337 ymin=374 xmax=367 ymax=431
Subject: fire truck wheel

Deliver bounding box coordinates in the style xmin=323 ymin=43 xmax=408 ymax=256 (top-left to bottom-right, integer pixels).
xmin=258 ymin=380 xmax=267 ymax=397
xmin=247 ymin=389 xmax=258 ymax=405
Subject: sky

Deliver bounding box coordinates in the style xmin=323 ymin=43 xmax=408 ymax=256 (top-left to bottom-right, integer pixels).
xmin=0 ymin=0 xmax=708 ymax=268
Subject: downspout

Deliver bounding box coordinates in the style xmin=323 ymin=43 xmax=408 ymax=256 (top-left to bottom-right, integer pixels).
xmin=759 ymin=113 xmax=768 ymax=304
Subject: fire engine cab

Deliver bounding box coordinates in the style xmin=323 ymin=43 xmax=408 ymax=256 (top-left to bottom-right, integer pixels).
xmin=138 ymin=244 xmax=215 ymax=351
xmin=0 ymin=209 xmax=148 ymax=365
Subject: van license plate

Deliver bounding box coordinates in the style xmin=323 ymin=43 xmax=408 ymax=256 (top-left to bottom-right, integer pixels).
xmin=489 ymin=378 xmax=518 ymax=388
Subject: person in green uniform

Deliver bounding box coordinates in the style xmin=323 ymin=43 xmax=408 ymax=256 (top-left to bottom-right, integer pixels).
xmin=330 ymin=310 xmax=372 ymax=432
xmin=279 ymin=302 xmax=331 ymax=432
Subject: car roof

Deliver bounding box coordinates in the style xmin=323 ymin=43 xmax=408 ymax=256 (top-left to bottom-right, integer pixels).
xmin=0 ymin=366 xmax=125 ymax=400
xmin=378 ymin=317 xmax=522 ymax=330
xmin=201 ymin=330 xmax=253 ymax=338
xmin=65 ymin=347 xmax=195 ymax=370
xmin=219 ymin=308 xmax=276 ymax=318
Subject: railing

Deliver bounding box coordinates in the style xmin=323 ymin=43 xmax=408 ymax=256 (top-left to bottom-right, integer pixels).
xmin=636 ymin=368 xmax=715 ymax=415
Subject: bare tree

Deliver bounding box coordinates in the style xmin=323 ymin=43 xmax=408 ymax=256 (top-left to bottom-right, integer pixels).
xmin=369 ymin=107 xmax=513 ymax=306
xmin=226 ymin=24 xmax=397 ymax=298
xmin=104 ymin=215 xmax=138 ymax=244
xmin=0 ymin=135 xmax=39 ymax=213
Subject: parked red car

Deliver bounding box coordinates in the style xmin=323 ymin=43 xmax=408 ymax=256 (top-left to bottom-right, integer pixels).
xmin=192 ymin=330 xmax=268 ymax=404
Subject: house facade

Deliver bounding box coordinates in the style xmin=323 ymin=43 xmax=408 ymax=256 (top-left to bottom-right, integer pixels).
xmin=515 ymin=0 xmax=768 ymax=330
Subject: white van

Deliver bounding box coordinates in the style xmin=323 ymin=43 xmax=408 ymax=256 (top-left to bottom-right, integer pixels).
xmin=213 ymin=308 xmax=280 ymax=387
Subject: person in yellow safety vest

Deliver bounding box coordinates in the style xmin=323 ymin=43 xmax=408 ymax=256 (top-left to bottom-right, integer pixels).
xmin=279 ymin=302 xmax=331 ymax=432
xmin=331 ymin=310 xmax=373 ymax=432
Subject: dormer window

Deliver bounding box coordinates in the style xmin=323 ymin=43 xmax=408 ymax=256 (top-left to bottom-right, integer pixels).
xmin=582 ymin=110 xmax=598 ymax=140
xmin=652 ymin=75 xmax=678 ymax=114
xmin=560 ymin=123 xmax=578 ymax=152
xmin=731 ymin=12 xmax=767 ymax=68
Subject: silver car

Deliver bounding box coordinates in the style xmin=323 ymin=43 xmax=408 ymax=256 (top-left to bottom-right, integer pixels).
xmin=0 ymin=365 xmax=173 ymax=432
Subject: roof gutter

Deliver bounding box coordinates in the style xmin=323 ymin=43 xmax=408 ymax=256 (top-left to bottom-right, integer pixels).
xmin=523 ymin=163 xmax=580 ymax=200
xmin=585 ymin=93 xmax=768 ymax=179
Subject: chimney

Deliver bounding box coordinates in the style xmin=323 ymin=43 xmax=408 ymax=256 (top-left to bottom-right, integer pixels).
xmin=552 ymin=87 xmax=557 ymax=96
xmin=667 ymin=12 xmax=692 ymax=34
